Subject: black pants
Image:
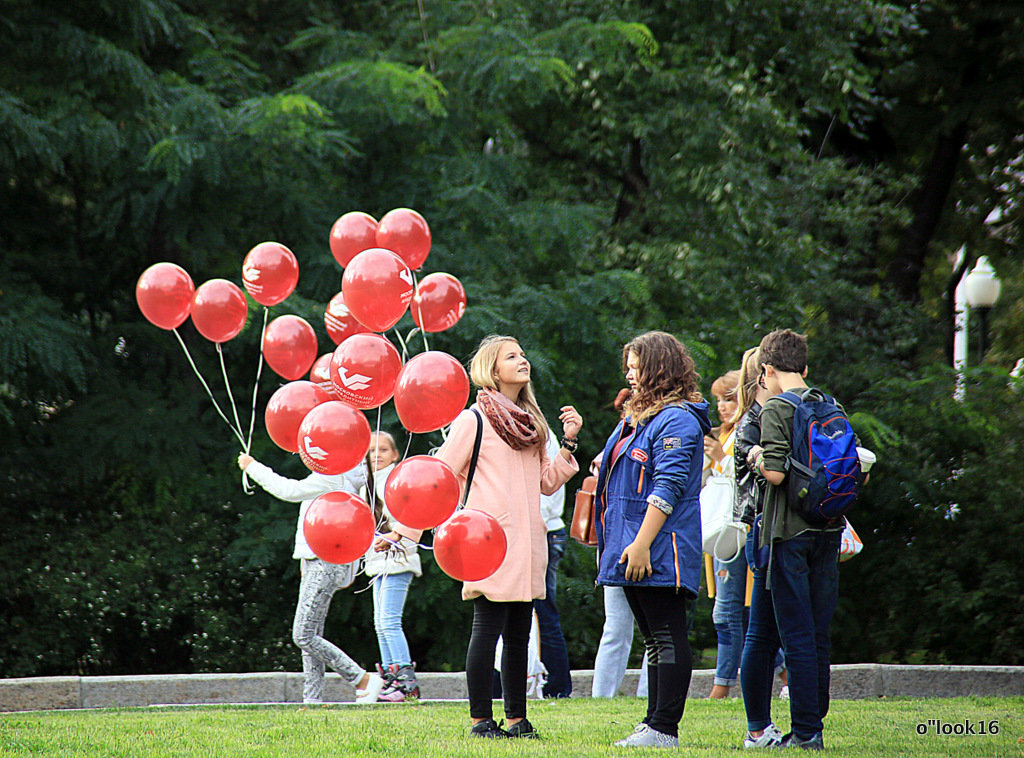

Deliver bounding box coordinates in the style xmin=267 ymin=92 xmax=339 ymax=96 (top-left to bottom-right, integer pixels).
xmin=466 ymin=597 xmax=532 ymax=720
xmin=623 ymin=585 xmax=694 ymax=737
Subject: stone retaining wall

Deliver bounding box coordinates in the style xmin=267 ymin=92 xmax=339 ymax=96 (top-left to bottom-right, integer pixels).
xmin=1 ymin=665 xmax=1021 ymax=713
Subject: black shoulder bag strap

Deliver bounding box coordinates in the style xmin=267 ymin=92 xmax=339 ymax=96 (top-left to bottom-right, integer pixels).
xmin=460 ymin=408 xmax=484 ymax=507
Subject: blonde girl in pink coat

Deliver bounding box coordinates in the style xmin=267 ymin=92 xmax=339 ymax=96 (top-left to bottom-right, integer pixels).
xmin=435 ymin=335 xmax=582 ymax=739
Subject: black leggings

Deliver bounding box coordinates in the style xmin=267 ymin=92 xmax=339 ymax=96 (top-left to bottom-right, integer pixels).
xmin=623 ymin=585 xmax=694 ymax=737
xmin=465 ymin=597 xmax=533 ymax=720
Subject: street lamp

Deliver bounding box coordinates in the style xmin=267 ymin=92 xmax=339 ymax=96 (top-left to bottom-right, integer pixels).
xmin=963 ymin=256 xmax=1002 ymax=361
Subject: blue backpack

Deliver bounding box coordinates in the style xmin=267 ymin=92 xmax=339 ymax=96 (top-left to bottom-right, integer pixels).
xmin=776 ymin=388 xmax=863 ymax=526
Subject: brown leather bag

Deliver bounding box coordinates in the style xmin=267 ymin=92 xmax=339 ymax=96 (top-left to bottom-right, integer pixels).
xmin=569 ymin=475 xmax=599 ymax=546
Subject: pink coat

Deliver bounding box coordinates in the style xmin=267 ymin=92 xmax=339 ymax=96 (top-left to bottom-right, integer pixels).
xmin=435 ymin=405 xmax=579 ymax=602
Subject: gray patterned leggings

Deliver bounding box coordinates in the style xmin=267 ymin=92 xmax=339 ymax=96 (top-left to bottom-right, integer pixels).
xmin=293 ymin=558 xmax=364 ymax=703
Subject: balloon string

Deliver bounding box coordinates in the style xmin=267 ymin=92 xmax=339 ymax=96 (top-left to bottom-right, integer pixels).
xmin=217 ymin=342 xmax=245 ymax=440
xmin=239 ymin=308 xmax=270 ymax=495
xmin=393 ymin=327 xmax=410 ymax=362
xmin=171 ymin=328 xmax=247 ymax=448
xmin=375 ymin=530 xmax=433 ymax=552
xmin=410 ymin=270 xmax=430 ymax=353
xmin=246 ymin=308 xmax=269 ymax=453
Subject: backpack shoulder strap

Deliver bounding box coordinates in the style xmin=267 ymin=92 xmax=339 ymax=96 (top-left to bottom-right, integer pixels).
xmin=775 ymin=391 xmax=802 ymax=409
xmin=461 ymin=408 xmax=484 ymax=506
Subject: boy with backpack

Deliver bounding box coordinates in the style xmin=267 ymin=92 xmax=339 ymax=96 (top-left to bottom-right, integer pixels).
xmin=745 ymin=329 xmax=862 ymax=751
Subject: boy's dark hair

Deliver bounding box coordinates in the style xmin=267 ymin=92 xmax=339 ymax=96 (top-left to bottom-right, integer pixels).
xmin=758 ymin=329 xmax=807 ymax=374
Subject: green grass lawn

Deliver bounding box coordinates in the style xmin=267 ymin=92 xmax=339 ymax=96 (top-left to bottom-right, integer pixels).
xmin=1 ymin=696 xmax=1020 ymax=757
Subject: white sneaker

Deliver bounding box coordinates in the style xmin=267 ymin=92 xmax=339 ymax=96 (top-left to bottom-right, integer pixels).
xmin=744 ymin=723 xmax=784 ymax=749
xmin=354 ymin=672 xmax=385 ymax=704
xmin=778 ymin=685 xmax=790 ymax=700
xmin=614 ymin=724 xmax=649 ymax=747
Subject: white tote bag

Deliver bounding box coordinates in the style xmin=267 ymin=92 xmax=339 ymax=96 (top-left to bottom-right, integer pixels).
xmin=700 ymin=475 xmax=746 ymax=562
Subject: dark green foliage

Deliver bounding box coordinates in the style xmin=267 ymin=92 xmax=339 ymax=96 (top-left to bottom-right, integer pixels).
xmin=1 ymin=0 xmax=1022 ymax=678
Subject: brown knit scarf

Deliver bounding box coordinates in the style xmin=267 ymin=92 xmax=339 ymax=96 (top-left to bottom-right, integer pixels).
xmin=477 ymin=388 xmax=539 ymax=450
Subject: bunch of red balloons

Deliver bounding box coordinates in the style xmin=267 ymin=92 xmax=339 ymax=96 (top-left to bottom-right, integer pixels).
xmin=137 ymin=209 xmax=504 ymax=582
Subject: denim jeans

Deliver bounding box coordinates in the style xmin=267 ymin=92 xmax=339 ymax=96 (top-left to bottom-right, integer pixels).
xmin=371 ymin=571 xmax=414 ymax=667
xmin=771 ymin=530 xmax=842 ymax=739
xmin=712 ymin=550 xmax=748 ymax=687
xmin=592 ymin=585 xmax=649 ymax=697
xmin=740 ymin=537 xmax=782 ymax=731
xmin=623 ymin=586 xmax=694 ymax=738
xmin=533 ymin=528 xmax=572 ymax=697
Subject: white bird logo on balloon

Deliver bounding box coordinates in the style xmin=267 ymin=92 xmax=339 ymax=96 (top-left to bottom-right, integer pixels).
xmin=302 ymin=436 xmax=328 ymax=460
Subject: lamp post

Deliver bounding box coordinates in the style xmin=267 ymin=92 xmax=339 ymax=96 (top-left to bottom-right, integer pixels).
xmin=953 ymin=253 xmax=1001 ymax=401
xmin=963 ymin=256 xmax=1002 ymax=363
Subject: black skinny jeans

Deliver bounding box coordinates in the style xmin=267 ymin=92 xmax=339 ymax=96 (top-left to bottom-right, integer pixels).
xmin=623 ymin=585 xmax=695 ymax=737
xmin=465 ymin=597 xmax=533 ymax=720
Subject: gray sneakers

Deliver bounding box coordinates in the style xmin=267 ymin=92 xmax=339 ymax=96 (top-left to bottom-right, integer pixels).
xmin=613 ymin=723 xmax=679 ymax=748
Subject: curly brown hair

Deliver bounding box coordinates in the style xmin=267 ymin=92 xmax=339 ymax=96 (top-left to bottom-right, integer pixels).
xmin=622 ymin=331 xmax=702 ymax=424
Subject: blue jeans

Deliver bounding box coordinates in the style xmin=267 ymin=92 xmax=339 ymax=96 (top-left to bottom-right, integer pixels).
xmin=592 ymin=585 xmax=649 ymax=697
xmin=533 ymin=528 xmax=572 ymax=697
xmin=371 ymin=571 xmax=414 ymax=667
xmin=771 ymin=530 xmax=841 ymax=739
xmin=712 ymin=550 xmax=748 ymax=687
xmin=740 ymin=537 xmax=782 ymax=731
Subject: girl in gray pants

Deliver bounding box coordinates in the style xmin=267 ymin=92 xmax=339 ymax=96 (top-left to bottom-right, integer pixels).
xmin=238 ymin=454 xmax=385 ymax=704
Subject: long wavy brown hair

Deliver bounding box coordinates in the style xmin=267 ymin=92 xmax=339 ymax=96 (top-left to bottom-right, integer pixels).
xmin=622 ymin=331 xmax=702 ymax=424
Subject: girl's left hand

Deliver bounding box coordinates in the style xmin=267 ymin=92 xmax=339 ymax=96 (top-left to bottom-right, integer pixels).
xmin=619 ymin=541 xmax=653 ymax=581
xmin=559 ymin=405 xmax=583 ymax=440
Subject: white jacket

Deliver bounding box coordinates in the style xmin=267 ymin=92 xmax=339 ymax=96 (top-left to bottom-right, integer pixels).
xmin=539 ymin=432 xmax=567 ymax=532
xmin=360 ymin=463 xmax=423 ymax=577
xmin=245 ymin=459 xmax=362 ymax=560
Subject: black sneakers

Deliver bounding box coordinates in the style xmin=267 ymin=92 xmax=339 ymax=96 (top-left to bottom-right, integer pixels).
xmin=503 ymin=718 xmax=539 ymax=739
xmin=469 ymin=718 xmax=539 ymax=739
xmin=470 ymin=719 xmax=508 ymax=739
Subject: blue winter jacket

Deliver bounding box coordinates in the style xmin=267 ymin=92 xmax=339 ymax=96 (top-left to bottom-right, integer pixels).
xmin=594 ymin=400 xmax=711 ymax=594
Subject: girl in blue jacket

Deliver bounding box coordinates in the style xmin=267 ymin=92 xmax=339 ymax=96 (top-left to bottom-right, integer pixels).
xmin=595 ymin=331 xmax=710 ymax=749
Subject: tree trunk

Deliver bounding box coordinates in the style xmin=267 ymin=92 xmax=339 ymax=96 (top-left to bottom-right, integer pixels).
xmin=889 ymin=120 xmax=969 ymax=302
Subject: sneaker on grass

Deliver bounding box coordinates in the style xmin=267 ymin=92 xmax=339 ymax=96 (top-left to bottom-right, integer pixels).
xmin=354 ymin=672 xmax=385 ymax=704
xmin=778 ymin=731 xmax=824 ymax=750
xmin=502 ymin=718 xmax=539 ymax=738
xmin=614 ymin=723 xmax=678 ymax=748
xmin=469 ymin=719 xmax=508 ymax=739
xmin=743 ymin=723 xmax=784 ymax=749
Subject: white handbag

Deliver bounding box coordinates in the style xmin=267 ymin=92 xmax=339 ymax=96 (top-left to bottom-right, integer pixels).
xmin=700 ymin=475 xmax=747 ymax=562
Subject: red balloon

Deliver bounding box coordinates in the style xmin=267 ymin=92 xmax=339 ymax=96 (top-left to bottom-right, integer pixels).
xmin=191 ymin=279 xmax=249 ymax=343
xmin=297 ymin=400 xmax=371 ymax=475
xmin=242 ymin=242 xmax=299 ymax=306
xmin=265 ymin=380 xmax=332 ymax=452
xmin=329 ymin=211 xmax=378 ymax=268
xmin=303 ymin=491 xmax=376 ymax=564
xmin=383 ymin=456 xmax=461 ymax=530
xmin=376 ymin=208 xmax=431 ymax=270
xmin=393 ymin=351 xmax=470 ymax=433
xmin=329 ymin=333 xmax=402 ymax=410
xmin=410 ymin=272 xmax=467 ymax=333
xmin=433 ymin=509 xmax=507 ymax=582
xmin=341 ymin=248 xmax=414 ymax=332
xmin=263 ymin=314 xmax=318 ymax=381
xmin=136 ymin=262 xmax=195 ymax=330
xmin=309 ymin=353 xmax=340 ymax=399
xmin=324 ymin=291 xmax=371 ymax=346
